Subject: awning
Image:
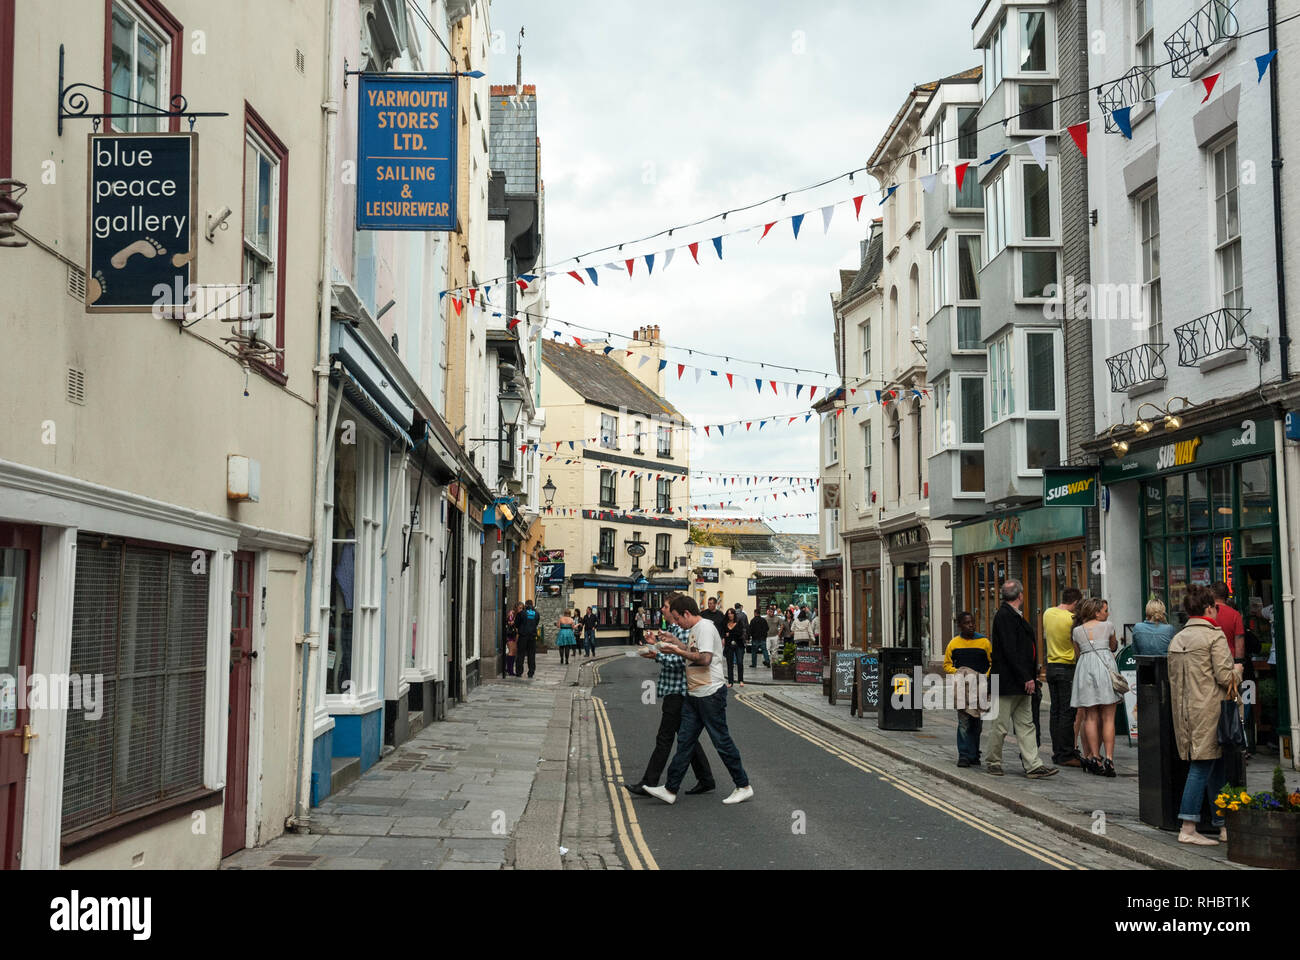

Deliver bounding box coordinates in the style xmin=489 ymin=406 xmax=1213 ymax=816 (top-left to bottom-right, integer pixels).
xmin=334 ymin=369 xmax=413 ymax=448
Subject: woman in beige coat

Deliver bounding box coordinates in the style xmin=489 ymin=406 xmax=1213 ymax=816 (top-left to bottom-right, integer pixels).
xmin=1167 ymin=585 xmax=1243 ymax=846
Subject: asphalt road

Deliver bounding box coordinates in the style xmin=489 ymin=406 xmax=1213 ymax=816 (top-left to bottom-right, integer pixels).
xmin=594 ymin=655 xmax=1091 ymax=870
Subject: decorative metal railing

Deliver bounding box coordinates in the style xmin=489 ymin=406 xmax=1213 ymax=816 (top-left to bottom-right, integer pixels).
xmin=1174 ymin=307 xmax=1251 ymax=366
xmin=1097 ymin=66 xmax=1158 ymax=133
xmin=1106 ymin=342 xmax=1168 ymax=393
xmin=1164 ymin=0 xmax=1241 ymax=78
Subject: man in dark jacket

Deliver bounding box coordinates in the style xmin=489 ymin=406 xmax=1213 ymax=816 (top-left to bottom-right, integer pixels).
xmin=701 ymin=596 xmax=728 ymax=637
xmin=748 ymin=607 xmax=770 ymax=668
xmin=987 ymin=581 xmax=1057 ymax=778
xmin=515 ymin=600 xmax=540 ymax=678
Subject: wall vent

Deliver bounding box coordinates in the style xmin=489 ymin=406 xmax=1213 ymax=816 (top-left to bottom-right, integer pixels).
xmin=67 ymin=265 xmax=86 ymax=301
xmin=66 ymin=367 xmax=86 ymax=405
xmin=295 ymin=49 xmax=306 ymax=74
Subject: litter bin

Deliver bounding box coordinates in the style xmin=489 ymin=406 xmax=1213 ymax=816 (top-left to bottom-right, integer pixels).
xmin=879 ymin=646 xmax=923 ymax=731
xmin=1138 ymin=655 xmax=1246 ymax=832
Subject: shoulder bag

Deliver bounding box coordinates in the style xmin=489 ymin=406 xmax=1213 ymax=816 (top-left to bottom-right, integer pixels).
xmin=1217 ymin=675 xmax=1246 ymax=748
xmin=1083 ymin=625 xmax=1130 ymax=694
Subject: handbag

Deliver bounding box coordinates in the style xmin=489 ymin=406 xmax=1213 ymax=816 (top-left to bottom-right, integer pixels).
xmin=1083 ymin=626 xmax=1129 ymax=694
xmin=1218 ymin=677 xmax=1246 ymax=748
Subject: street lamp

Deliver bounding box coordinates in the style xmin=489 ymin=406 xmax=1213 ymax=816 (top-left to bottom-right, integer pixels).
xmin=499 ymin=381 xmax=524 ymax=427
xmin=542 ymin=476 xmax=557 ymax=507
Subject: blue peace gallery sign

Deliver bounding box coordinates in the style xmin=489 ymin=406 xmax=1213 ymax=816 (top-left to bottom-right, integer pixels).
xmin=356 ymin=75 xmax=458 ymax=231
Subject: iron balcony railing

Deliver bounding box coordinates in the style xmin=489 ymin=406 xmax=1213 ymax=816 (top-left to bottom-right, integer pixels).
xmin=1106 ymin=342 xmax=1168 ymax=393
xmin=1174 ymin=306 xmax=1251 ymax=366
xmin=1097 ymin=66 xmax=1158 ymax=134
xmin=1165 ymin=0 xmax=1241 ymax=78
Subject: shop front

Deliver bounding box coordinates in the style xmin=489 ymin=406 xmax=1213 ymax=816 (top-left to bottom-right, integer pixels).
xmin=952 ymin=505 xmax=1087 ymax=654
xmin=883 ymin=525 xmax=952 ymax=663
xmin=1100 ymin=417 xmax=1290 ymax=751
xmin=814 ymin=557 xmax=843 ymax=650
xmin=571 ymin=574 xmax=690 ymax=635
xmin=847 ymin=536 xmax=882 ymax=650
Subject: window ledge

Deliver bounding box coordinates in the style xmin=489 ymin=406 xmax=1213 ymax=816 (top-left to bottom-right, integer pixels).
xmin=1126 ymin=378 xmax=1167 ymax=400
xmin=249 ymin=356 xmax=288 ymax=387
xmin=61 ymin=788 xmax=224 ymax=865
xmin=1199 ymin=348 xmax=1248 ymax=373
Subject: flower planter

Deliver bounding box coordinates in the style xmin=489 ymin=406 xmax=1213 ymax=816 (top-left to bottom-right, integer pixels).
xmin=771 ymin=663 xmax=795 ymax=682
xmin=1225 ymin=808 xmax=1300 ymax=869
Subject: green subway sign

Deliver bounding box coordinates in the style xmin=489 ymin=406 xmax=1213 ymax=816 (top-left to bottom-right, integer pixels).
xmin=1043 ymin=468 xmax=1098 ymax=508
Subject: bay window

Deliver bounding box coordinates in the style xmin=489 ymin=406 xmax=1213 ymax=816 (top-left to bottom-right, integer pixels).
xmin=1019 ymin=10 xmax=1047 ymax=71
xmin=957 ymin=234 xmax=982 ymax=350
xmin=985 ymin=170 xmax=1007 ymax=259
xmin=956 ymin=107 xmax=982 ymax=208
xmin=1022 ymin=162 xmax=1052 ymax=238
xmin=958 ymin=376 xmax=986 ymax=494
xmin=1017 ymin=82 xmax=1054 ymax=132
xmin=1025 ymin=331 xmax=1063 ymax=471
xmin=988 ymin=332 xmax=1015 ymax=424
xmin=931 ymin=236 xmax=949 ymax=312
xmin=1021 ymin=250 xmax=1059 ymax=300
xmin=934 ymin=378 xmax=952 ymax=452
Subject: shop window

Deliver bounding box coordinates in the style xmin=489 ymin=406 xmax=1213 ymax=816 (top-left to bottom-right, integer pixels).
xmin=1188 ymin=470 xmax=1210 ymax=531
xmin=1165 ymin=475 xmax=1187 ymax=532
xmin=1242 ymin=527 xmax=1273 ymax=558
xmin=1240 ymin=458 xmax=1271 ymax=526
xmin=63 ymin=534 xmax=208 ymax=833
xmin=1211 ymin=465 xmax=1233 ymax=528
xmin=1144 ymin=481 xmax=1164 ymax=536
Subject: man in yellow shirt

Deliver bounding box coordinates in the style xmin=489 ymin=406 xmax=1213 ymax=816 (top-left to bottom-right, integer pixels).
xmin=1043 ymin=587 xmax=1083 ymax=767
xmin=944 ymin=612 xmax=992 ymax=768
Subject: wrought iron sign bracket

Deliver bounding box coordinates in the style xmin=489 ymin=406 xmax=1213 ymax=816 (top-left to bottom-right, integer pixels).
xmin=342 ymin=58 xmax=485 ymax=88
xmin=57 ymin=44 xmax=228 ymax=136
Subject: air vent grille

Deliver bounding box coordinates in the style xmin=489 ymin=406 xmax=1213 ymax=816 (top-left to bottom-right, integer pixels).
xmin=67 ymin=266 xmax=86 ymax=301
xmin=67 ymin=368 xmax=86 ymax=405
xmin=295 ymin=49 xmax=306 ymax=74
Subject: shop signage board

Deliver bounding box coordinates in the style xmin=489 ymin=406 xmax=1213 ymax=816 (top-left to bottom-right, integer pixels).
xmin=857 ymin=650 xmax=881 ymax=715
xmin=1100 ymin=420 xmax=1273 ymax=486
xmin=539 ymin=549 xmax=564 ymax=563
xmin=830 ymin=650 xmax=861 ymax=705
xmin=86 ymin=133 xmax=197 ymax=313
xmin=696 ymin=567 xmax=719 ymax=584
xmin=952 ymin=505 xmax=1086 ymax=557
xmin=849 ymin=539 xmax=876 ymax=569
xmin=357 ymin=75 xmax=457 ymax=231
xmin=1117 ymin=644 xmax=1139 ymax=746
xmin=1043 ymin=467 xmax=1098 ymax=508
xmin=794 ymin=648 xmax=823 ymax=684
xmin=747 ymin=578 xmax=757 ymax=595
xmin=538 ymin=563 xmax=565 ymax=584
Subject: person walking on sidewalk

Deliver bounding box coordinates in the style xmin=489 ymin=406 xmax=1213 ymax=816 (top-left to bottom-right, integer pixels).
xmin=987 ymin=581 xmax=1057 ymax=779
xmin=1169 ymin=584 xmax=1242 ymax=846
xmin=644 ymin=595 xmax=754 ymax=806
xmin=944 ymin=612 xmax=992 ymax=768
xmin=1043 ymin=587 xmax=1083 ymax=768
xmin=556 ymin=610 xmax=579 ymax=665
xmin=1070 ymin=597 xmax=1121 ymax=777
xmin=582 ymin=606 xmax=599 ymax=657
xmin=792 ymin=609 xmax=815 ymax=647
xmin=701 ymin=596 xmax=728 ymax=639
xmin=748 ymin=606 xmax=770 ymax=668
xmin=625 ymin=595 xmax=716 ymax=798
xmin=505 ymin=602 xmax=522 ymax=678
xmin=724 ymin=608 xmax=746 ymax=687
xmin=515 ymin=600 xmax=540 ymax=678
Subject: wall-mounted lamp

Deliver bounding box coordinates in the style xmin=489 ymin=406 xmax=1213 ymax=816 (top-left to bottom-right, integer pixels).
xmin=1107 ymin=424 xmax=1129 ymax=459
xmin=1133 ymin=402 xmax=1163 ymax=436
xmin=1164 ymin=396 xmax=1192 ymax=432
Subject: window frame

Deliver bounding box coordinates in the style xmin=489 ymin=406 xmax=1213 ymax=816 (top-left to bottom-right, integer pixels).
xmin=1211 ymin=134 xmax=1243 ymax=310
xmin=598 ymin=528 xmax=616 ymax=567
xmin=242 ymin=103 xmax=289 ymax=380
xmin=1137 ymin=184 xmax=1163 ymax=345
xmin=860 ymin=319 xmax=872 ymax=380
xmin=1 ymin=0 xmax=15 ymax=180
xmin=862 ymin=422 xmax=873 ymax=513
xmin=599 ymin=468 xmax=617 ymax=508
xmin=632 ymin=474 xmax=642 ymax=511
xmin=825 ymin=412 xmax=839 ymax=467
xmin=1017 ymin=157 xmax=1060 ymax=245
xmin=954 ymin=231 xmax=984 ymax=353
xmin=655 ymin=533 xmax=672 ymax=570
xmin=984 ymin=168 xmax=1007 ymax=260
xmin=1018 ymin=249 xmax=1062 ymax=303
xmin=955 ymin=373 xmax=987 ymax=496
xmin=656 ymin=478 xmax=672 ymax=513
xmin=656 ymin=425 xmax=673 ymax=458
xmin=1012 ymin=80 xmax=1056 ymax=135
xmin=600 ymin=413 xmax=619 ymax=451
xmin=1019 ymin=328 xmax=1065 ymax=476
xmin=633 ymin=420 xmax=643 ymax=455
xmin=930 ymin=234 xmax=949 ymax=316
xmin=104 ymin=0 xmax=183 ymax=134
xmin=1135 ymin=0 xmax=1155 ymax=68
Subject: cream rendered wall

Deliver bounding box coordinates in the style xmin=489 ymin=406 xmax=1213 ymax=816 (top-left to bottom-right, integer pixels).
xmin=63 ymin=803 xmax=222 ymax=870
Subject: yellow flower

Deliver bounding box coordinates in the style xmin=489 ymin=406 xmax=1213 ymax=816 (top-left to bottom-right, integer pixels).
xmin=1228 ymin=802 xmax=1240 ymax=811
xmin=1215 ymin=797 xmax=1227 ymax=808
xmin=1240 ymin=792 xmax=1251 ymax=803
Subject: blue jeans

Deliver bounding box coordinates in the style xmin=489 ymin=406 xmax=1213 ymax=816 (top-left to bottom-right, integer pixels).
xmin=664 ymin=686 xmax=749 ymax=793
xmin=956 ymin=712 xmax=982 ymax=762
xmin=1178 ymin=757 xmax=1227 ymax=825
xmin=750 ymin=644 xmax=770 ymax=668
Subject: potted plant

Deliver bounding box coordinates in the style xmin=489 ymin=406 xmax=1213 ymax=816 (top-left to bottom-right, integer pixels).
xmin=771 ymin=641 xmax=797 ymax=682
xmin=1216 ymin=767 xmax=1300 ymax=869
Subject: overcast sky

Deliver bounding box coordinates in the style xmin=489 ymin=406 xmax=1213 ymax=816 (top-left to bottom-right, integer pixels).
xmin=490 ymin=0 xmax=979 ymax=532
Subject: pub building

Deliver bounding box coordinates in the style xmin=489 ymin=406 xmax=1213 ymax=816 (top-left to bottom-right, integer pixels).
xmin=950 ymin=505 xmax=1089 ymax=656
xmin=1095 ymin=415 xmax=1291 ymax=754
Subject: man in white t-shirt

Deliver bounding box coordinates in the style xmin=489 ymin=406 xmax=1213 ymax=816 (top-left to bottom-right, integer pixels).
xmin=644 ymin=595 xmax=753 ymax=805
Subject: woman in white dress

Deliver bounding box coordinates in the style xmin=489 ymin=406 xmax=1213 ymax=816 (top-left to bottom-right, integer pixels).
xmin=1070 ymin=597 xmax=1121 ymax=777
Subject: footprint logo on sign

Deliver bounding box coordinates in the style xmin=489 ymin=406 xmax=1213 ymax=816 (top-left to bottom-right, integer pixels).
xmin=110 ymin=238 xmax=166 ymax=269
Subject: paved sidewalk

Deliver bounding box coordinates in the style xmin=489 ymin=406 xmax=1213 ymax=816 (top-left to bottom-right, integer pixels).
xmin=766 ymin=683 xmax=1299 ymax=870
xmin=223 ymin=652 xmax=580 ymax=871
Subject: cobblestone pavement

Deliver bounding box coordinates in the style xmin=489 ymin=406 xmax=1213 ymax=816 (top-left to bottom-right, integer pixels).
xmin=222 ymin=657 xmax=569 ymax=871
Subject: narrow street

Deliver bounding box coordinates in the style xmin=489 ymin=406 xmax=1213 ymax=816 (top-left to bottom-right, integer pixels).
xmin=579 ymin=656 xmax=1139 ymax=870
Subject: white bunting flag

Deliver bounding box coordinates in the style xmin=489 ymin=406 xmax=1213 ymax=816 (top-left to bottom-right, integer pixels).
xmin=821 ymin=205 xmax=835 ymax=234
xmin=1027 ymin=136 xmax=1048 ymax=171
xmin=663 ymin=248 xmax=676 ymax=271
xmin=695 ymin=368 xmax=703 ymax=384
xmin=919 ymin=173 xmax=939 ymax=195
xmin=638 ymin=355 xmax=651 ymax=369
xmin=604 ymin=263 xmax=621 ymax=272
xmin=1154 ymin=90 xmax=1173 ymax=113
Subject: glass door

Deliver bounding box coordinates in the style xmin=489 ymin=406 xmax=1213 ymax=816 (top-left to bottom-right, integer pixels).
xmin=0 ymin=524 xmax=40 ymax=869
xmin=1238 ymin=558 xmax=1284 ymax=749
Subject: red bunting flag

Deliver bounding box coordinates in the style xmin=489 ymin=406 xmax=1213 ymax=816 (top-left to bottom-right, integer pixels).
xmin=726 ymin=373 xmax=734 ymax=388
xmin=468 ymin=288 xmax=477 ymax=306
xmin=626 ymin=350 xmax=634 ymax=357
xmin=516 ymin=279 xmax=528 ymax=293
xmin=789 ymin=417 xmax=798 ymax=425
xmin=508 ymin=317 xmax=521 ymax=331
xmin=770 ymin=381 xmax=778 ymax=394
xmin=625 ymin=259 xmax=635 ymax=277
xmin=853 ymin=195 xmax=865 ymax=220
xmin=746 ymin=422 xmax=752 ymax=431
xmin=568 ymin=270 xmax=585 ymax=284
xmin=689 ymin=242 xmax=700 ymax=264
xmin=760 ymin=222 xmax=777 ymax=241
xmin=809 ymin=386 xmax=818 ymax=401
xmin=1068 ymin=122 xmax=1089 ymax=157
xmin=573 ymin=336 xmax=583 ymax=346
xmin=954 ymin=162 xmax=970 ymax=192
xmin=677 ymin=363 xmax=685 ymax=379
xmin=1202 ymin=73 xmax=1220 ymax=102
xmin=452 ymin=297 xmax=463 ymax=315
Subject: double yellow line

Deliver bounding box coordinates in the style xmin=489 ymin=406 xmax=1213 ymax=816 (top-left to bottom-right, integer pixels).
xmin=735 ymin=693 xmax=1083 ymax=871
xmin=589 ymin=695 xmax=660 ymax=870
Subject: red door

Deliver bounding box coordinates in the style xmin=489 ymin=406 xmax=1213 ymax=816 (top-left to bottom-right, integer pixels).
xmin=223 ymin=552 xmax=254 ymax=858
xmin=0 ymin=523 xmax=40 ymax=869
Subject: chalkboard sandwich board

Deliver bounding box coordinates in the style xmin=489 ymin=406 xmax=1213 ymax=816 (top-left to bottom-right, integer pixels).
xmin=857 ymin=650 xmax=881 ymax=716
xmin=831 ymin=650 xmax=859 ymax=705
xmin=794 ymin=648 xmax=823 ymax=684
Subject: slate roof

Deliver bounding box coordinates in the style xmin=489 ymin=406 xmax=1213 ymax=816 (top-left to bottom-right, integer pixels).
xmin=489 ymin=85 xmax=538 ymax=195
xmin=542 ymin=340 xmax=687 ymax=422
xmin=841 ymin=230 xmax=884 ymax=307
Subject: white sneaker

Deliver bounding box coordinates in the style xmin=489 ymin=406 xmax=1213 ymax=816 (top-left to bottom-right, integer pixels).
xmin=722 ymin=785 xmax=754 ymax=805
xmin=643 ymin=784 xmax=677 ymax=804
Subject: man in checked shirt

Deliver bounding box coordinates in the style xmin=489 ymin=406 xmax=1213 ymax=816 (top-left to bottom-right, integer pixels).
xmin=624 ymin=594 xmax=716 ymax=797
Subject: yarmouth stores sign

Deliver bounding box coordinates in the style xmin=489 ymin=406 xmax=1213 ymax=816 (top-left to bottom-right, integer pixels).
xmin=1042 ymin=467 xmax=1098 ymax=508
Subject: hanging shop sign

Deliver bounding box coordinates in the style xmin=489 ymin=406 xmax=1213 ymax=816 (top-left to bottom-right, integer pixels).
xmin=1042 ymin=467 xmax=1098 ymax=508
xmin=1100 ymin=420 xmax=1272 ymax=485
xmin=539 ymin=549 xmax=565 ymax=563
xmin=357 ymin=75 xmax=457 ymax=231
xmin=696 ymin=567 xmax=720 ymax=584
xmin=538 ymin=563 xmax=566 ymax=585
xmin=86 ymin=133 xmax=197 ymax=313
xmin=747 ymin=578 xmax=758 ymax=595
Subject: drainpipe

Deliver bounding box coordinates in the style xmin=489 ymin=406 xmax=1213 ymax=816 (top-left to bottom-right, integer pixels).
xmin=1269 ymin=0 xmax=1290 ymax=380
xmin=1275 ymin=418 xmax=1300 ymax=769
xmin=294 ymin=0 xmax=341 ymax=827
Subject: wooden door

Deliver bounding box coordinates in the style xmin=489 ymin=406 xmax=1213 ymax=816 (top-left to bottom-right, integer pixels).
xmin=223 ymin=552 xmax=255 ymax=858
xmin=0 ymin=524 xmax=39 ymax=869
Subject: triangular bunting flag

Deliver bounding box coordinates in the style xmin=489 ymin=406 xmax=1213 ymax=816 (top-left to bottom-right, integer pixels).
xmin=1113 ymin=107 xmax=1133 ymax=139
xmin=791 ymin=214 xmax=805 ymax=239
xmin=1027 ymin=136 xmax=1047 ymax=170
xmin=468 ymin=288 xmax=477 ymax=306
xmin=645 ymin=253 xmax=655 ymax=275
xmin=954 ymin=162 xmax=970 ymax=192
xmin=689 ymin=242 xmax=700 ymax=264
xmin=760 ymin=222 xmax=777 ymax=241
xmin=568 ymin=270 xmax=585 ymax=285
xmin=663 ymin=248 xmax=675 ymax=271
xmin=712 ymin=236 xmax=723 ymax=259
xmin=770 ymin=381 xmax=778 ymax=394
xmin=585 ymin=267 xmax=600 ymax=285
xmin=695 ymin=368 xmax=703 ymax=384
xmin=821 ymin=205 xmax=835 ymax=233
xmin=1153 ymin=90 xmax=1173 ymax=113
xmin=638 ymin=355 xmax=651 ymax=369
xmin=508 ymin=317 xmax=521 ymax=331
xmin=726 ymin=373 xmax=734 ymax=388
xmin=658 ymin=360 xmax=668 ymax=372
xmin=878 ymin=185 xmax=898 ymax=206
xmin=981 ymin=150 xmax=1006 ymax=167
xmin=853 ymin=195 xmax=865 ymax=219
xmin=452 ymin=297 xmax=463 ymax=315
xmin=809 ymin=386 xmax=818 ymax=401
xmin=704 ymin=426 xmax=710 ymax=437
xmin=795 ymin=384 xmax=803 ymax=399
xmin=755 ymin=379 xmax=763 ymax=394
xmin=1201 ymin=73 xmax=1220 ymax=103
xmin=625 ymin=259 xmax=635 ymax=277
xmin=1068 ymin=122 xmax=1089 ymax=156
xmin=1257 ymin=50 xmax=1277 ymax=83
xmin=603 ymin=345 xmax=613 ymax=355
xmin=920 ymin=173 xmax=938 ymax=195
xmin=677 ymin=364 xmax=685 ymax=379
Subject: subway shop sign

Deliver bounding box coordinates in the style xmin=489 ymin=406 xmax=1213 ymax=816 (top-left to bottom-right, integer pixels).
xmin=357 ymin=75 xmax=457 ymax=231
xmin=1101 ymin=420 xmax=1273 ymax=485
xmin=85 ymin=133 xmax=197 ymax=313
xmin=1043 ymin=467 xmax=1098 ymax=508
